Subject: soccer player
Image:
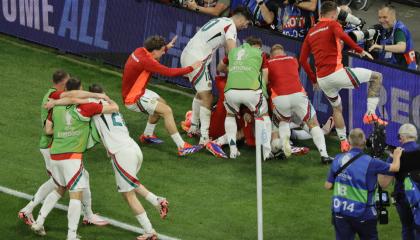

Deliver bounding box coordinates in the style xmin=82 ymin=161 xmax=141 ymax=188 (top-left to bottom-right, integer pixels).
xmin=267 ymin=44 xmax=333 ymax=164
xmin=122 ymin=35 xmax=203 ymax=156
xmin=218 ymin=36 xmax=272 ymax=159
xmin=180 ymin=7 xmax=252 ymax=157
xmin=299 ymin=1 xmax=385 ymax=152
xmin=19 ymin=70 xmax=108 ymax=227
xmin=48 ymin=84 xmax=169 ymax=240
xmin=30 ymin=78 xmax=117 ymax=240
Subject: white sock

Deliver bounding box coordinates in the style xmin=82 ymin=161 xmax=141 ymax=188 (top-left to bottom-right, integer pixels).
xmin=171 ymin=133 xmax=185 ymax=148
xmin=225 ymin=116 xmax=237 ymax=151
xmin=136 ymin=212 xmax=154 ymax=234
xmin=336 ymin=127 xmax=347 ymax=141
xmin=262 ymin=116 xmax=272 ymax=159
xmin=215 ymin=134 xmax=228 ymax=146
xmin=143 ymin=122 xmax=156 ymax=136
xmin=278 ymin=121 xmax=291 ymax=145
xmin=36 ymin=190 xmax=61 ymax=226
xmin=22 ymin=178 xmax=55 ymax=214
xmin=67 ymin=199 xmax=82 ymax=240
xmin=199 ymin=106 xmax=211 ymax=142
xmin=82 ymin=171 xmax=94 ymax=219
xmin=145 ymin=192 xmax=159 ymax=207
xmin=191 ymin=97 xmax=201 ymax=126
xmin=366 ymin=97 xmax=379 ymax=115
xmin=310 ymin=126 xmax=328 ymax=157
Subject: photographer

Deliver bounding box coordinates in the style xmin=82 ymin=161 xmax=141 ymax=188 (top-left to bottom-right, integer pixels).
xmin=379 ymin=123 xmax=420 ymax=240
xmin=369 ymin=5 xmax=417 ymax=70
xmin=230 ymin=0 xmax=278 ymax=28
xmin=185 ymin=0 xmax=230 ymax=16
xmin=271 ymin=0 xmax=318 ymax=40
xmin=325 ymin=128 xmax=402 ymax=240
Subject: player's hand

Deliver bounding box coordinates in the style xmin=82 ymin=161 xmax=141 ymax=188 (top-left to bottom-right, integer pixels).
xmin=313 ymin=83 xmax=320 ymax=91
xmin=186 ymin=0 xmax=198 ymax=10
xmin=167 ymin=35 xmax=178 ymax=49
xmin=359 ymin=50 xmax=373 ymax=60
xmin=243 ymin=113 xmax=252 ymax=127
xmin=97 ymin=93 xmax=110 ymax=102
xmin=191 ymin=60 xmax=203 ymax=70
xmin=44 ymin=99 xmax=56 ymax=110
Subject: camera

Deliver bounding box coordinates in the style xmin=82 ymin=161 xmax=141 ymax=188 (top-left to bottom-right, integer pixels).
xmin=337 ymin=7 xmax=365 ymax=27
xmin=349 ymin=29 xmax=377 ymax=42
xmin=367 ymin=123 xmax=390 ymax=224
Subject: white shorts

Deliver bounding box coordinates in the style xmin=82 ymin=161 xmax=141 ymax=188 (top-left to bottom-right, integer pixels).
xmin=40 ymin=148 xmax=52 ymax=175
xmin=125 ymin=89 xmax=159 ymax=115
xmin=272 ymin=92 xmax=316 ymax=122
xmin=110 ymin=143 xmax=143 ymax=192
xmin=317 ymin=67 xmax=372 ymax=100
xmin=50 ymin=159 xmax=87 ymax=192
xmin=224 ymin=89 xmax=268 ymax=117
xmin=180 ymin=51 xmax=213 ymax=92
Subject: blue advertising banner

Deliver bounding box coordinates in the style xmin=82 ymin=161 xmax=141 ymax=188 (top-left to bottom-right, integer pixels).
xmin=349 ymin=56 xmax=420 ymax=146
xmin=0 ymin=0 xmax=334 ymax=123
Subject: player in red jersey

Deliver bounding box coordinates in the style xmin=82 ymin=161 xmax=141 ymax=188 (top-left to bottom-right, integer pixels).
xmin=122 ymin=35 xmax=203 ymax=156
xmin=267 ymin=44 xmax=333 ymax=164
xmin=299 ymin=1 xmax=385 ymax=152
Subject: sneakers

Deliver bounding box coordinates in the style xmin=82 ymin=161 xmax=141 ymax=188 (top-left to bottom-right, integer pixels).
xmin=291 ymin=146 xmax=310 ymax=156
xmin=139 ymin=134 xmax=164 ymax=144
xmin=340 ymin=140 xmax=350 ymax=152
xmin=82 ymin=213 xmax=109 ymax=226
xmin=206 ymin=141 xmax=228 ymax=158
xmin=321 ymin=156 xmax=334 ymax=164
xmin=157 ymin=198 xmax=169 ymax=219
xmin=137 ymin=232 xmax=158 ymax=240
xmin=229 ymin=147 xmax=240 ymax=159
xmin=363 ymin=113 xmax=388 ymax=125
xmin=18 ymin=211 xmax=34 ymax=225
xmin=178 ymin=142 xmax=202 ymax=156
xmin=30 ymin=222 xmax=46 ymax=236
xmin=282 ymin=138 xmax=292 ymax=158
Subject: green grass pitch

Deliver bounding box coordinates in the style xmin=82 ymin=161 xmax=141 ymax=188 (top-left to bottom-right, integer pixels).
xmin=0 ymin=35 xmax=401 ymax=240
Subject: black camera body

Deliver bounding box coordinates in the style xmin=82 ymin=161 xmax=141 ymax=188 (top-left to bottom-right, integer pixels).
xmin=367 ymin=123 xmax=390 ymax=224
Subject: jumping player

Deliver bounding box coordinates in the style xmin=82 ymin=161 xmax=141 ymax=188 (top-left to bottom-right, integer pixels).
xmin=122 ymin=35 xmax=203 ymax=156
xmin=19 ymin=70 xmax=108 ymax=227
xmin=267 ymin=44 xmax=333 ymax=164
xmin=299 ymin=1 xmax=385 ymax=152
xmin=180 ymin=7 xmax=252 ymax=157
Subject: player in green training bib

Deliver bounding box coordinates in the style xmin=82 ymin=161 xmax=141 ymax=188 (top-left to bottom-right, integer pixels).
xmin=218 ymin=36 xmax=272 ymax=159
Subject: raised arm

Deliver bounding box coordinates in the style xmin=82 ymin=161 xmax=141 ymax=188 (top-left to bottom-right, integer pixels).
xmin=389 ymin=147 xmax=403 ymax=172
xmin=44 ymin=97 xmax=90 ymax=110
xmin=101 ymin=99 xmax=119 ymax=114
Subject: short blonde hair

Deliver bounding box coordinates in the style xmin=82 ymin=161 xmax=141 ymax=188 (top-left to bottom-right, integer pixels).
xmin=349 ymin=128 xmax=366 ymax=147
xmin=270 ymin=44 xmax=284 ymax=54
xmin=399 ymin=123 xmax=418 ymax=140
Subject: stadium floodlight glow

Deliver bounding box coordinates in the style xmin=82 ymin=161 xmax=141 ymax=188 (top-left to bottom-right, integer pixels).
xmin=255 ymin=118 xmax=265 ymax=240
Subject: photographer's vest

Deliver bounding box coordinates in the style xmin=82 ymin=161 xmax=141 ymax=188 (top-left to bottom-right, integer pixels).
xmin=39 ymin=88 xmax=57 ymax=149
xmin=332 ymin=153 xmax=374 ymax=217
xmin=379 ymin=20 xmax=417 ymax=70
xmin=277 ymin=5 xmax=315 ymax=41
xmin=50 ymin=105 xmax=99 ymax=156
xmin=404 ymin=177 xmax=420 ymax=226
xmin=225 ymin=43 xmax=263 ymax=93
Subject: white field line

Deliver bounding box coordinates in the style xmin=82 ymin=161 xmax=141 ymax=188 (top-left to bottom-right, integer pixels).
xmin=0 ymin=185 xmax=180 ymax=240
xmin=0 ymin=37 xmax=194 ymax=99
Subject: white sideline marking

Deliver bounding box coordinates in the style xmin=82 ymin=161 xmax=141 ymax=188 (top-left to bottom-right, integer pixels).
xmin=0 ymin=185 xmax=180 ymax=240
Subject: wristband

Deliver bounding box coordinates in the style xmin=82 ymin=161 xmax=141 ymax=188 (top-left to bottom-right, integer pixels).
xmin=382 ymin=45 xmax=385 ymax=51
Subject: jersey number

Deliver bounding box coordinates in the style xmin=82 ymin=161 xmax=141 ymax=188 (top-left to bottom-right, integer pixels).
xmin=201 ymin=19 xmax=220 ymax=31
xmin=111 ymin=113 xmax=124 ymax=126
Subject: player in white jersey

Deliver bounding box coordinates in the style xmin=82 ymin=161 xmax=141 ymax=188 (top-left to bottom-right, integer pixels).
xmin=180 ymin=7 xmax=251 ymax=157
xmin=59 ymin=84 xmax=168 ymax=240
